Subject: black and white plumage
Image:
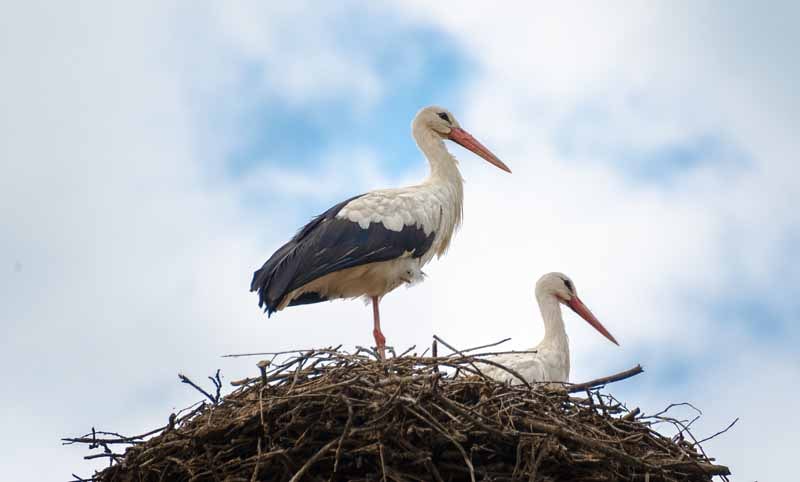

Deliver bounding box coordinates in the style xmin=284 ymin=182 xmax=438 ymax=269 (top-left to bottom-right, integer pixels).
xmin=251 ymin=194 xmax=435 ymax=314
xmin=251 ymin=106 xmax=510 ymax=357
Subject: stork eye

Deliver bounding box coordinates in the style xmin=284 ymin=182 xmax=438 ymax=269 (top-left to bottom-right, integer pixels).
xmin=563 ymin=279 xmax=574 ymax=292
xmin=437 ymin=112 xmax=451 ymax=123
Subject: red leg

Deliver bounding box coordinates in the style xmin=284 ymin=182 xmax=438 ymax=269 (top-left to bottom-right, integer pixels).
xmin=372 ymin=296 xmax=386 ymax=360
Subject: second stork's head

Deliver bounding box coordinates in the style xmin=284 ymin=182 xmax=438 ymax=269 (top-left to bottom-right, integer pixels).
xmin=536 ymin=272 xmax=620 ymax=346
xmin=412 ymin=105 xmax=511 ymax=173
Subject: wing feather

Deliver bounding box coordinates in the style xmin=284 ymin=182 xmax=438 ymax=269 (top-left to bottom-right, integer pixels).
xmin=251 ymin=192 xmax=436 ymax=315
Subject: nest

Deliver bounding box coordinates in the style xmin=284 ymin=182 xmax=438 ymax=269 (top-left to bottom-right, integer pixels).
xmin=66 ymin=342 xmax=731 ymax=481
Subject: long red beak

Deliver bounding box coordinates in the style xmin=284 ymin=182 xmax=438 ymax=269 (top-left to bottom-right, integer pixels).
xmin=447 ymin=127 xmax=511 ymax=173
xmin=566 ymin=296 xmax=619 ymax=346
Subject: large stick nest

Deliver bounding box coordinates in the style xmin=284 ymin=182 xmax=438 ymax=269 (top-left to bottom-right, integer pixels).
xmin=66 ymin=344 xmax=731 ymax=481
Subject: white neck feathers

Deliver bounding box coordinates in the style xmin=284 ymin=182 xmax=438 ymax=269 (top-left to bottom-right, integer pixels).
xmin=413 ymin=125 xmax=463 ymax=182
xmin=412 ymin=126 xmax=464 ymax=257
xmin=536 ymin=293 xmax=569 ymax=348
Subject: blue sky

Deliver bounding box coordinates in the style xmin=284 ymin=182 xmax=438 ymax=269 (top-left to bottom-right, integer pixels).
xmin=2 ymin=1 xmax=798 ymax=480
xmin=222 ymin=32 xmax=467 ymax=178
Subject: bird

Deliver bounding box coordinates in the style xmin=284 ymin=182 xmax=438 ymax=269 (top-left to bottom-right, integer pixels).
xmin=251 ymin=106 xmax=511 ymax=358
xmin=481 ymin=273 xmax=619 ymax=384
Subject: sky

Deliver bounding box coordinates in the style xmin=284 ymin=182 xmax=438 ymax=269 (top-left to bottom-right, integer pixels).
xmin=1 ymin=1 xmax=798 ymax=480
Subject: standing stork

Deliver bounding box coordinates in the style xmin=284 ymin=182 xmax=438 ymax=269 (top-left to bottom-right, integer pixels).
xmin=482 ymin=273 xmax=619 ymax=384
xmin=251 ymin=106 xmax=510 ymax=358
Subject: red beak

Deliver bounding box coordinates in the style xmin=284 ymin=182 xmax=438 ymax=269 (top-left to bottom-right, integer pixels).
xmin=566 ymin=296 xmax=619 ymax=346
xmin=447 ymin=127 xmax=511 ymax=173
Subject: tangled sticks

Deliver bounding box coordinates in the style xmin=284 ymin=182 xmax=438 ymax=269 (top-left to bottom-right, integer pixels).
xmin=65 ymin=343 xmax=731 ymax=481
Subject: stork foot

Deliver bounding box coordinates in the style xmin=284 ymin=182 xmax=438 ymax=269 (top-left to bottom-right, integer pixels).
xmin=373 ymin=329 xmax=387 ymax=360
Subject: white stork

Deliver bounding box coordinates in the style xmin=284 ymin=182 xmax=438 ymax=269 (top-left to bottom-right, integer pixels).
xmin=482 ymin=273 xmax=619 ymax=384
xmin=251 ymin=106 xmax=510 ymax=358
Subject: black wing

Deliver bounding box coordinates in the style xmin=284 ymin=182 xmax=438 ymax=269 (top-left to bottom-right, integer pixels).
xmin=250 ymin=194 xmax=435 ymax=315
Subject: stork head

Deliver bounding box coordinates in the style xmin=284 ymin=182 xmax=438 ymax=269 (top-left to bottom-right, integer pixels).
xmin=412 ymin=105 xmax=511 ymax=173
xmin=536 ymin=272 xmax=619 ymax=346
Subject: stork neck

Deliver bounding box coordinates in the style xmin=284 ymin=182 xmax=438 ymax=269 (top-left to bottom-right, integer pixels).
xmin=536 ymin=294 xmax=569 ymax=348
xmin=414 ymin=127 xmax=463 ymax=184
xmin=411 ymin=124 xmax=465 ymax=257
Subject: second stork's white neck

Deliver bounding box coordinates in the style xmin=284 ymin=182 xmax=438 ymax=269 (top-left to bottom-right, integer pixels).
xmin=536 ymin=293 xmax=569 ymax=349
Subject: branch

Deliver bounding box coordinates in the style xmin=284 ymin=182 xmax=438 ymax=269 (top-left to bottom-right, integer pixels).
xmin=70 ymin=474 xmax=97 ymax=482
xmin=566 ymin=365 xmax=644 ymax=393
xmin=432 ymin=334 xmax=535 ymax=388
xmin=208 ymin=369 xmax=223 ymax=403
xmin=179 ymin=372 xmax=219 ymax=405
xmin=696 ymin=417 xmax=739 ymax=445
xmin=459 ymin=337 xmax=512 ymax=353
xmin=222 ymin=345 xmax=342 ymax=358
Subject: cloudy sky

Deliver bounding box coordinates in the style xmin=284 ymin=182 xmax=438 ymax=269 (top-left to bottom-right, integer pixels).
xmin=2 ymin=1 xmax=797 ymax=480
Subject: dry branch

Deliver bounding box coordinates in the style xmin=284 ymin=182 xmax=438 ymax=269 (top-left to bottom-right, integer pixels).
xmin=566 ymin=364 xmax=645 ymax=393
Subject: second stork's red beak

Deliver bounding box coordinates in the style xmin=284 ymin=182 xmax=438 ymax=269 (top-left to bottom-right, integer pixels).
xmin=566 ymin=296 xmax=619 ymax=346
xmin=448 ymin=127 xmax=511 ymax=173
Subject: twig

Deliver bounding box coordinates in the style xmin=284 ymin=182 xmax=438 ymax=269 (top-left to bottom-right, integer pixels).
xmin=651 ymin=401 xmax=702 ymax=419
xmin=70 ymin=474 xmax=97 ymax=482
xmin=208 ymin=369 xmax=222 ymax=403
xmin=62 ymin=424 xmax=168 ymax=446
xmin=333 ymin=396 xmax=354 ymax=474
xmin=431 ymin=334 xmax=462 ymax=357
xmin=250 ymin=437 xmax=262 ymax=482
xmin=178 ymin=373 xmax=218 ymax=405
xmin=405 ymin=405 xmax=475 ymax=482
xmin=459 ymin=337 xmax=512 ymax=353
xmin=432 ymin=339 xmax=439 ymax=373
xmin=287 ymin=438 xmax=339 ymax=482
xmin=566 ymin=365 xmax=644 ymax=393
xmin=398 ymin=345 xmax=416 ymax=358
xmin=83 ymin=452 xmax=123 ymax=461
xmin=221 ymin=345 xmax=342 ymax=358
xmin=470 ymin=357 xmax=532 ymax=389
xmin=433 ymin=334 xmax=494 ymax=383
xmin=379 ymin=441 xmax=387 ymax=482
xmin=696 ymin=417 xmax=739 ymax=445
xmin=622 ymin=407 xmax=641 ymax=421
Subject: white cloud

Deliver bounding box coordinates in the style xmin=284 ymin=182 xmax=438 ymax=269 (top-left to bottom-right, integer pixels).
xmin=239 ymin=147 xmax=391 ymax=201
